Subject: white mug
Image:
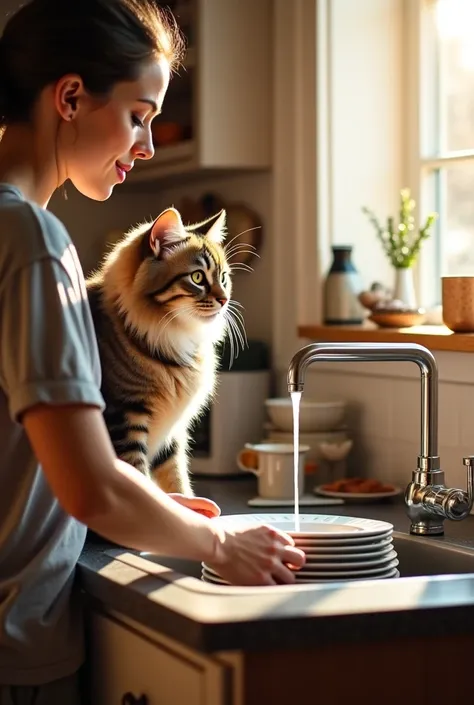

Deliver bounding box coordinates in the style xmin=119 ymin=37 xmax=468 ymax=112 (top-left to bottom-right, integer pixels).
xmin=237 ymin=443 xmax=310 ymax=499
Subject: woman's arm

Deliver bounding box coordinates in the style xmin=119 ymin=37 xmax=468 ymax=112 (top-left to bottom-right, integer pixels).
xmin=23 ymin=403 xmax=223 ymax=562
xmin=23 ymin=403 xmax=306 ymax=584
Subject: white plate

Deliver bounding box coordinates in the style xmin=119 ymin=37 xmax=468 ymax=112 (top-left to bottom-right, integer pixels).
xmin=300 ymin=537 xmax=393 ymax=555
xmin=314 ymin=485 xmax=402 ymax=502
xmin=292 ymin=558 xmax=399 ymax=579
xmin=293 ymin=530 xmax=393 ymax=548
xmin=201 ymin=567 xmax=400 ymax=585
xmin=203 ymin=553 xmax=399 ymax=579
xmin=299 ymin=549 xmax=398 ymax=571
xmin=214 ymin=513 xmax=393 ymax=539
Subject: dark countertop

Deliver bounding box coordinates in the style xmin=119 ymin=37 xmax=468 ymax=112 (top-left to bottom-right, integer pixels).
xmin=79 ymin=475 xmax=474 ymax=653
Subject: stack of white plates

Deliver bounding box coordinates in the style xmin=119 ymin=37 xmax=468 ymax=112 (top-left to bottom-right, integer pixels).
xmin=202 ymin=513 xmax=399 ymax=585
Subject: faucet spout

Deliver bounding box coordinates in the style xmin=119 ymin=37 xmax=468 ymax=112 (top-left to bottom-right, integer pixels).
xmin=287 ymin=342 xmax=438 ymax=460
xmin=287 ymin=341 xmax=474 ymax=535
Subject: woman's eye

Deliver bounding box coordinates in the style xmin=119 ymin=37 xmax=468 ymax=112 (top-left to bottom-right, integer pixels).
xmin=131 ymin=114 xmax=144 ymax=128
xmin=191 ymin=271 xmax=204 ymax=285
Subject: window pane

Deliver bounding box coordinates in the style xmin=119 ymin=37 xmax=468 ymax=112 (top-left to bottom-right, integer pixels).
xmin=438 ymin=162 xmax=474 ymax=275
xmin=435 ymin=0 xmax=474 ymax=152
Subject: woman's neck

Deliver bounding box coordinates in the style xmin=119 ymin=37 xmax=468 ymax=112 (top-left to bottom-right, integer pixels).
xmin=0 ymin=122 xmax=61 ymax=208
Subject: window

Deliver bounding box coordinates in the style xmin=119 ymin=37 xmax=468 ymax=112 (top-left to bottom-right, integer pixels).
xmin=416 ymin=0 xmax=474 ymax=305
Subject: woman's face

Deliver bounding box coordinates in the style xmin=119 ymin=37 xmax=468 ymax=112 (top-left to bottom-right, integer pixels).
xmin=60 ymin=58 xmax=170 ymax=200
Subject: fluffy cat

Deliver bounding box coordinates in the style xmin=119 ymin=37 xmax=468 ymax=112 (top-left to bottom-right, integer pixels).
xmin=86 ymin=207 xmax=234 ymax=495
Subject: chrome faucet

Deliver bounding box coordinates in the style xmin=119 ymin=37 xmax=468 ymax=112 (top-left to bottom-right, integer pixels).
xmin=288 ymin=342 xmax=474 ymax=536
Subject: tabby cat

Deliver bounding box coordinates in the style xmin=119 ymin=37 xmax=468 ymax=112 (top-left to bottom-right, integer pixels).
xmin=86 ymin=206 xmax=233 ymax=495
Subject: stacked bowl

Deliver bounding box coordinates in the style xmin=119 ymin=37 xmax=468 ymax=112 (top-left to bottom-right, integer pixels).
xmin=264 ymin=398 xmax=350 ymax=465
xmin=201 ymin=513 xmax=399 ymax=585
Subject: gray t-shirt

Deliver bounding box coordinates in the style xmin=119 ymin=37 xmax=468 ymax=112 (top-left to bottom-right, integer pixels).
xmin=0 ymin=185 xmax=105 ymax=685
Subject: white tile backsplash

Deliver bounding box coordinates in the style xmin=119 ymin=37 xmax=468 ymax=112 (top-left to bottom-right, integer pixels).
xmin=291 ymin=367 xmax=474 ymax=514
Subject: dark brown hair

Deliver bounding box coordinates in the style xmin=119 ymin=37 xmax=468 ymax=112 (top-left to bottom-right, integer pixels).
xmin=0 ymin=0 xmax=184 ymax=126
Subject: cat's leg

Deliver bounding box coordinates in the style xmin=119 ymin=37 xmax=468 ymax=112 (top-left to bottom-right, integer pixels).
xmin=151 ymin=432 xmax=193 ymax=495
xmin=106 ymin=406 xmax=151 ymax=478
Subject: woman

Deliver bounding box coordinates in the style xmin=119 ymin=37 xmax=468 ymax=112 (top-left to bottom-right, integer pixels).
xmin=0 ymin=0 xmax=304 ymax=702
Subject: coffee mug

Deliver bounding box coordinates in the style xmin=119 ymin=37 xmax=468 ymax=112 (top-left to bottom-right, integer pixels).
xmin=237 ymin=442 xmax=310 ymax=499
xmin=442 ymin=276 xmax=474 ymax=332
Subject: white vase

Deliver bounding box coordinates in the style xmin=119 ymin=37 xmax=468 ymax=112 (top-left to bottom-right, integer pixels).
xmin=393 ymin=267 xmax=417 ymax=308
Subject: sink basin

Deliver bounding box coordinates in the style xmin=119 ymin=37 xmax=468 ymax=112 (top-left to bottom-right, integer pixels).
xmin=393 ymin=533 xmax=474 ymax=577
xmin=139 ymin=531 xmax=474 ymax=582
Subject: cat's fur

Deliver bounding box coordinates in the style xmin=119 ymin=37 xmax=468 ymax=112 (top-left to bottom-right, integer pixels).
xmin=86 ymin=207 xmax=232 ymax=495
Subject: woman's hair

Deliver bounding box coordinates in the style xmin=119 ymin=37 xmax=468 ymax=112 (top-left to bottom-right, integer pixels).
xmin=0 ymin=0 xmax=184 ymax=127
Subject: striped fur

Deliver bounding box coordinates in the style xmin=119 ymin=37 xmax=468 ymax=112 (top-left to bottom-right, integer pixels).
xmin=86 ymin=207 xmax=231 ymax=494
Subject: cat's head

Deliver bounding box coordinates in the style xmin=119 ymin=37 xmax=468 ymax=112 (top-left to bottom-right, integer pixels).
xmin=103 ymin=207 xmax=233 ymax=361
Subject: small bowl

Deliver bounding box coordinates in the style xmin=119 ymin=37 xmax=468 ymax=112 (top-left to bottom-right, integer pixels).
xmin=265 ymin=398 xmax=346 ymax=432
xmin=358 ymin=290 xmax=387 ymax=311
xmin=369 ymin=308 xmax=426 ymax=328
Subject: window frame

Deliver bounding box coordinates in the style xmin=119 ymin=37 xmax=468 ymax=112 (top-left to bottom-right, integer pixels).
xmin=409 ymin=0 xmax=474 ymax=306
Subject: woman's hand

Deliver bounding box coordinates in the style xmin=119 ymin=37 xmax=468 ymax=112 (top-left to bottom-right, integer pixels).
xmin=209 ymin=523 xmax=306 ymax=586
xmin=168 ymin=493 xmax=221 ymax=519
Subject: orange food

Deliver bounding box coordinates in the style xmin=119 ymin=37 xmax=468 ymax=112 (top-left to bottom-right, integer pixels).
xmin=321 ymin=477 xmax=394 ymax=494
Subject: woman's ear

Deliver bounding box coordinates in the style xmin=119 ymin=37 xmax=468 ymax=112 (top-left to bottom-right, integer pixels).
xmin=54 ymin=75 xmax=85 ymax=122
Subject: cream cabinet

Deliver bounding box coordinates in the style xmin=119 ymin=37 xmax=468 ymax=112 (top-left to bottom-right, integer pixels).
xmin=87 ymin=610 xmax=230 ymax=705
xmin=127 ymin=0 xmax=272 ymax=183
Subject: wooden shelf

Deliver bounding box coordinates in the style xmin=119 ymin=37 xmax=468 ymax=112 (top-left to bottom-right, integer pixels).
xmin=298 ymin=323 xmax=474 ymax=353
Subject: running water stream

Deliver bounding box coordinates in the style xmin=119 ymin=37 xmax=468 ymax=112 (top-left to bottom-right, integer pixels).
xmin=291 ymin=391 xmax=302 ymax=532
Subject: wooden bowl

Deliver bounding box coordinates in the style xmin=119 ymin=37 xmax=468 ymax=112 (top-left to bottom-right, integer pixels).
xmin=369 ymin=309 xmax=426 ymax=328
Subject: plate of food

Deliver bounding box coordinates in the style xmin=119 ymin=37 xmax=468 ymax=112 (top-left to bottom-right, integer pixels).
xmin=314 ymin=477 xmax=402 ymax=502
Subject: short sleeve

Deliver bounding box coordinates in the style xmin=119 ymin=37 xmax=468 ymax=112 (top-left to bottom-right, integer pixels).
xmin=0 ymin=256 xmax=105 ymax=422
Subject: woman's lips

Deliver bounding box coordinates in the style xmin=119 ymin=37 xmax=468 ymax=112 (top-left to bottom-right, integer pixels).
xmin=115 ymin=162 xmax=132 ymax=182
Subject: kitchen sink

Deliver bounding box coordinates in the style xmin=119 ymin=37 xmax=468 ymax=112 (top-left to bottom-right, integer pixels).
xmin=393 ymin=533 xmax=474 ymax=577
xmin=139 ymin=531 xmax=474 ymax=583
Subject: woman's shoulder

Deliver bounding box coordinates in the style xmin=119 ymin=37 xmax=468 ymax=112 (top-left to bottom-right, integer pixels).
xmin=0 ymin=189 xmax=72 ymax=277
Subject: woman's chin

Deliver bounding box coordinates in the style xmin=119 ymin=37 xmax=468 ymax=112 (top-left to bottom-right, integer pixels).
xmin=72 ymin=178 xmax=114 ymax=202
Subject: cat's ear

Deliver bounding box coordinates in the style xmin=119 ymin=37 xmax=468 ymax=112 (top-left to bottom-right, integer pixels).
xmin=205 ymin=209 xmax=227 ymax=245
xmin=149 ymin=208 xmax=187 ymax=257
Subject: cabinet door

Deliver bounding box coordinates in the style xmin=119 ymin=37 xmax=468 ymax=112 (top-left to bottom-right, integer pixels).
xmin=87 ymin=611 xmax=228 ymax=705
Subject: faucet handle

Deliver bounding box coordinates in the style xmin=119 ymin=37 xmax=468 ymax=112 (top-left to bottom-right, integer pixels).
xmin=463 ymin=456 xmax=474 ymax=514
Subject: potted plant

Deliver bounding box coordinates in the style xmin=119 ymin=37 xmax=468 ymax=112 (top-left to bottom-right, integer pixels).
xmin=362 ymin=188 xmax=438 ymax=308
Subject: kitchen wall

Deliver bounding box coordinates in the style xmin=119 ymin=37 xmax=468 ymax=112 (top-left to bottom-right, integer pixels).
xmin=278 ymin=0 xmax=474 ymax=500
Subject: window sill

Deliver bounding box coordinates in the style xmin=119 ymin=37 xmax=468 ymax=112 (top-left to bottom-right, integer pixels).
xmin=298 ymin=323 xmax=474 ymax=353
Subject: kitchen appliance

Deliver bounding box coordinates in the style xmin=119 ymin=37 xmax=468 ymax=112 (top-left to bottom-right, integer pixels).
xmin=189 ymin=341 xmax=270 ymax=476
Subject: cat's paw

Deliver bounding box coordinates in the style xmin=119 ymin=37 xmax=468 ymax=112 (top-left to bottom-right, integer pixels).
xmin=168 ymin=493 xmax=221 ymax=518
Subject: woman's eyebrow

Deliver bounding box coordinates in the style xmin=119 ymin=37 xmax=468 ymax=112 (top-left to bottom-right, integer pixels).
xmin=138 ymin=98 xmax=158 ymax=112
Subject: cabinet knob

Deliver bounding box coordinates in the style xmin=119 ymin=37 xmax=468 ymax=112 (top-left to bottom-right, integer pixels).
xmin=121 ymin=693 xmax=148 ymax=705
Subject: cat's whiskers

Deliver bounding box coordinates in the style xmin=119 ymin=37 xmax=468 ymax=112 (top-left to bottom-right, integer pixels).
xmin=227 ymin=308 xmax=248 ymax=346
xmin=227 ymin=302 xmax=246 ymax=327
xmin=223 ymin=313 xmax=239 ymax=368
xmin=224 ymin=306 xmax=248 ymax=361
xmin=225 ymin=242 xmax=257 ymax=257
xmin=223 ymin=226 xmax=262 ymax=255
xmin=227 ymin=251 xmax=260 ymax=263
xmin=230 ymin=264 xmax=254 ymax=274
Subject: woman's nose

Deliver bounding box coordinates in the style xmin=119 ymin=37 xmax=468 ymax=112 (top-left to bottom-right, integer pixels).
xmin=133 ymin=131 xmax=155 ymax=161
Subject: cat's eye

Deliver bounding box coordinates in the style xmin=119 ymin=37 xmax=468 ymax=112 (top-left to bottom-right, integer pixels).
xmin=221 ymin=272 xmax=228 ymax=285
xmin=191 ymin=270 xmax=205 ymax=285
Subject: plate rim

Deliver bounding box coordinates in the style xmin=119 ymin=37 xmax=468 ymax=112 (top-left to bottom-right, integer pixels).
xmin=214 ymin=512 xmax=394 ymax=538
xmin=298 ymin=537 xmax=393 ymax=553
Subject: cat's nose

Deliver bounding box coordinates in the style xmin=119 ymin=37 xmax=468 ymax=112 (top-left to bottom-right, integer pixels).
xmin=216 ymin=297 xmax=228 ymax=307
